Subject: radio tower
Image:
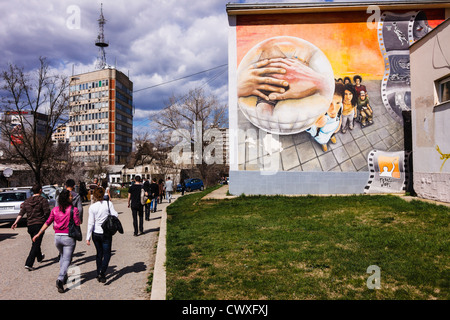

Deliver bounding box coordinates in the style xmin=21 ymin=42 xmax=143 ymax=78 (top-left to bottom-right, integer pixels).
xmin=95 ymin=3 xmax=109 ymax=69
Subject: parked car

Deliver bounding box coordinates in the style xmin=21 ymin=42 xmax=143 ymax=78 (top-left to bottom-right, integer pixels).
xmin=0 ymin=187 xmax=55 ymax=223
xmin=0 ymin=188 xmax=33 ymax=222
xmin=176 ymin=178 xmax=204 ymax=192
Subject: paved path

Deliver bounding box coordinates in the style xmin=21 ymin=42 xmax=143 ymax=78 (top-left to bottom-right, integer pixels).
xmin=0 ymin=198 xmax=168 ymax=300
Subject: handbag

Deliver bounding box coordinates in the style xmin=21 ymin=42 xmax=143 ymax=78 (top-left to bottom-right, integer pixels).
xmin=68 ymin=206 xmax=82 ymax=241
xmin=101 ymin=201 xmax=123 ymax=236
xmin=140 ymin=186 xmax=149 ymax=206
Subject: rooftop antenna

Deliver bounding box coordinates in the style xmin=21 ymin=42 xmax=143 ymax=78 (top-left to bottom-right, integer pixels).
xmin=95 ymin=3 xmax=109 ymax=69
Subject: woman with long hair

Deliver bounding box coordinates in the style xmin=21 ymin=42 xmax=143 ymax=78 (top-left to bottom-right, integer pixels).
xmin=86 ymin=187 xmax=119 ymax=283
xmin=341 ymin=83 xmax=357 ymax=133
xmin=33 ymin=189 xmax=80 ymax=293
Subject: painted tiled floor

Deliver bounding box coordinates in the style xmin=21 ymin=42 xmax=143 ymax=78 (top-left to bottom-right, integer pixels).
xmin=238 ymin=80 xmax=405 ymax=172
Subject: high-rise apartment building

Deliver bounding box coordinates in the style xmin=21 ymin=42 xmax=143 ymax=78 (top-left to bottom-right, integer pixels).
xmin=68 ymin=67 xmax=133 ymax=165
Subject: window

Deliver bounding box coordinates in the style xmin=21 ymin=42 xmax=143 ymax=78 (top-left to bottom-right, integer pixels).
xmin=438 ymin=76 xmax=450 ymax=104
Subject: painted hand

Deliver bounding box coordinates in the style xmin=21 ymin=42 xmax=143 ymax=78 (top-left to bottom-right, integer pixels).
xmin=266 ymin=58 xmax=326 ymax=101
xmin=238 ymin=59 xmax=289 ymax=100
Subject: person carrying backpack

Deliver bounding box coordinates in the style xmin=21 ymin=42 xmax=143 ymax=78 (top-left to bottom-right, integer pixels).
xmin=128 ymin=175 xmax=144 ymax=236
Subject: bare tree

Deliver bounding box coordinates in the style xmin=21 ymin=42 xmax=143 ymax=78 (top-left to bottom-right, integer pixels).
xmin=152 ymin=87 xmax=228 ymax=186
xmin=41 ymin=144 xmax=90 ymax=186
xmin=130 ymin=132 xmax=160 ymax=167
xmin=0 ymin=57 xmax=70 ymax=184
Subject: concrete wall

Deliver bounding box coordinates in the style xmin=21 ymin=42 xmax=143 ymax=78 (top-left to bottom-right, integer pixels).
xmin=410 ymin=18 xmax=450 ymax=203
xmin=229 ymin=170 xmax=369 ymax=195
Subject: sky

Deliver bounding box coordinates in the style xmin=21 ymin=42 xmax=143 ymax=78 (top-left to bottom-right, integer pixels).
xmin=0 ymin=0 xmax=413 ymax=134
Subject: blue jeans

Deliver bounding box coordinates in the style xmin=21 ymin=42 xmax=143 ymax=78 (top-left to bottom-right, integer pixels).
xmin=92 ymin=232 xmax=112 ymax=276
xmin=166 ymin=191 xmax=172 ymax=202
xmin=150 ymin=197 xmax=158 ymax=212
xmin=54 ymin=234 xmax=76 ymax=281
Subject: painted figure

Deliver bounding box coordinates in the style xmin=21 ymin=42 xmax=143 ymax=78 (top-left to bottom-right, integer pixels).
xmin=357 ymin=90 xmax=373 ymax=127
xmin=306 ymin=82 xmax=344 ymax=152
xmin=343 ymin=77 xmax=352 ymax=85
xmin=353 ymin=75 xmax=367 ymax=97
xmin=341 ymin=83 xmax=357 ymax=133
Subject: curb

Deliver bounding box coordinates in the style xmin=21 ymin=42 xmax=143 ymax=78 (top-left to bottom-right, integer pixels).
xmin=150 ymin=204 xmax=167 ymax=300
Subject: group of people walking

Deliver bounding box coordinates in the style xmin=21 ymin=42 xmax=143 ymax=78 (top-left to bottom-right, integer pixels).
xmin=127 ymin=176 xmax=173 ymax=236
xmin=11 ymin=180 xmax=89 ymax=293
xmin=11 ymin=175 xmax=174 ymax=294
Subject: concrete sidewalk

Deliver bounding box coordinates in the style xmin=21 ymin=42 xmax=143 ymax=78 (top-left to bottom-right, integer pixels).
xmin=0 ymin=198 xmax=167 ymax=300
xmin=201 ymin=185 xmax=236 ymax=200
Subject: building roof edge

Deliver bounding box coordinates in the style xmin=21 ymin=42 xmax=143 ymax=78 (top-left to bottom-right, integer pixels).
xmin=226 ymin=1 xmax=450 ymax=15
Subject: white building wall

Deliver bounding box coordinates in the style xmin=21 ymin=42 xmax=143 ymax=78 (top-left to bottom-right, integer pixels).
xmin=410 ymin=18 xmax=450 ymax=203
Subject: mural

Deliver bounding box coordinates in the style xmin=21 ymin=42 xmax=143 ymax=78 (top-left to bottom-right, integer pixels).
xmin=235 ymin=9 xmax=445 ymax=176
xmin=364 ymin=150 xmax=409 ymax=193
xmin=378 ymin=11 xmax=433 ymax=124
xmin=237 ymin=36 xmax=335 ymax=135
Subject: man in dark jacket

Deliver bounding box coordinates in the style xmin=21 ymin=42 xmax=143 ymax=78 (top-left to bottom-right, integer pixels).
xmin=143 ymin=178 xmax=151 ymax=221
xmin=11 ymin=184 xmax=50 ymax=271
xmin=149 ymin=178 xmax=159 ymax=213
xmin=57 ymin=179 xmax=84 ymax=223
xmin=128 ymin=175 xmax=144 ymax=236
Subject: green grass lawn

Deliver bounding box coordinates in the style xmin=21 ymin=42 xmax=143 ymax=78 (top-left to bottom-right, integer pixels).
xmin=166 ymin=187 xmax=449 ymax=300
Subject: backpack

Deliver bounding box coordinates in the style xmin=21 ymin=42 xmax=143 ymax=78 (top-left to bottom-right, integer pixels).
xmin=101 ymin=201 xmax=123 ymax=236
xmin=140 ymin=187 xmax=149 ymax=206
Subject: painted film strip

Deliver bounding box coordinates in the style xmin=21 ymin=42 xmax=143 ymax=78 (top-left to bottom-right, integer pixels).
xmin=378 ymin=11 xmax=432 ymax=124
xmin=364 ymin=149 xmax=408 ymax=194
xmin=364 ymin=150 xmax=377 ymax=194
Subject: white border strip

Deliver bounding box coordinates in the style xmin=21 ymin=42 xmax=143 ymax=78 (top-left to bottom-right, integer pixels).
xmin=150 ymin=206 xmax=167 ymax=300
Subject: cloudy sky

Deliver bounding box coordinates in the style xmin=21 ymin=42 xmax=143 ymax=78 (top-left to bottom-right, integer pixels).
xmin=0 ymin=0 xmax=407 ymax=133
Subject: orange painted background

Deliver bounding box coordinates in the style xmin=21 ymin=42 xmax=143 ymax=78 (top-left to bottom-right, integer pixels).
xmin=236 ymin=10 xmax=444 ymax=81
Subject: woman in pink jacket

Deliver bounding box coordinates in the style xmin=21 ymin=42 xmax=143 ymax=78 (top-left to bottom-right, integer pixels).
xmin=33 ymin=189 xmax=81 ymax=293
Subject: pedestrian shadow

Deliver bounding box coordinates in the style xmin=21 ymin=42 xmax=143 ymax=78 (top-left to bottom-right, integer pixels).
xmin=36 ymin=255 xmax=61 ymax=269
xmin=142 ymin=227 xmax=160 ymax=235
xmin=71 ymin=250 xmax=101 ymax=267
xmin=149 ymin=216 xmax=161 ymax=222
xmin=36 ymin=250 xmax=98 ymax=270
xmin=104 ymin=261 xmax=147 ymax=285
xmin=80 ymin=269 xmax=101 ymax=285
xmin=0 ymin=233 xmax=17 ymax=241
xmin=0 ymin=222 xmax=13 ymax=229
xmin=78 ymin=250 xmax=117 ymax=285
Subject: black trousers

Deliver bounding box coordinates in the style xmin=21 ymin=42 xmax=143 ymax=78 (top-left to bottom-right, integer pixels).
xmin=131 ymin=206 xmax=144 ymax=235
xmin=26 ymin=223 xmax=44 ymax=267
xmin=92 ymin=232 xmax=113 ymax=276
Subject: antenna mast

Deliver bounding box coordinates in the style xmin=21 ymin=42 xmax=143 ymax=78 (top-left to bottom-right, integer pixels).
xmin=95 ymin=3 xmax=109 ymax=69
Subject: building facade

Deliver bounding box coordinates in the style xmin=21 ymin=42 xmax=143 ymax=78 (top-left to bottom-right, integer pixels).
xmin=227 ymin=1 xmax=450 ymax=196
xmin=69 ymin=67 xmax=133 ymax=165
xmin=1 ymin=110 xmax=49 ymax=146
xmin=410 ymin=18 xmax=450 ymax=203
xmin=52 ymin=124 xmax=69 ymax=144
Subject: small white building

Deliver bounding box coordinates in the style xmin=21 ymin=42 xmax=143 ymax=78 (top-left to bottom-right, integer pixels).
xmin=106 ymin=165 xmax=124 ymax=187
xmin=410 ymin=18 xmax=450 ymax=203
